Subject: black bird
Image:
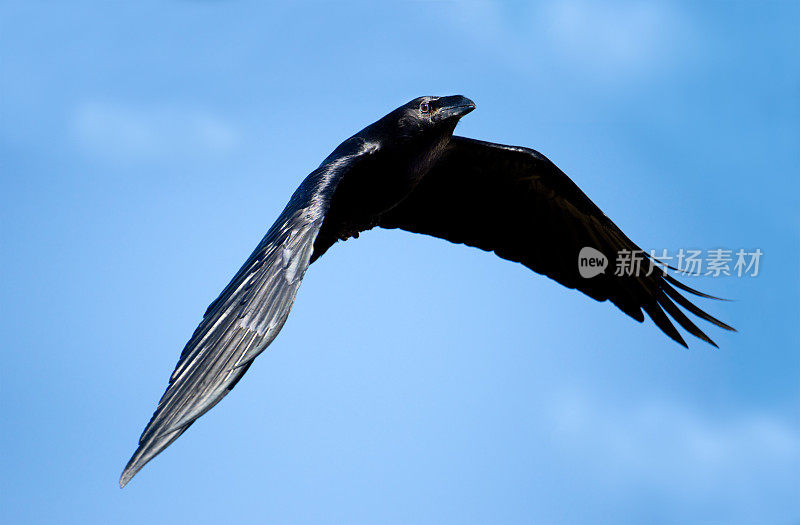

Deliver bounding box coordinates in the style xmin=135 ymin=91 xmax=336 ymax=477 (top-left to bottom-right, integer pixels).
xmin=120 ymin=95 xmax=733 ymax=487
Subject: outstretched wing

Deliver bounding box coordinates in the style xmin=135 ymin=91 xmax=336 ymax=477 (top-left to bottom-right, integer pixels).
xmin=121 ymin=140 xmax=375 ymax=487
xmin=378 ymin=136 xmax=734 ymax=346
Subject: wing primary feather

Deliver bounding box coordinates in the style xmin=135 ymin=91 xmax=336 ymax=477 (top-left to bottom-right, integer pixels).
xmin=662 ymin=284 xmax=736 ymax=331
xmin=664 ymin=274 xmax=730 ymax=301
xmin=642 ymin=301 xmax=688 ymax=348
xmin=657 ymin=290 xmax=718 ymax=347
xmin=377 ymin=135 xmax=732 ymax=348
xmin=121 ymin=142 xmax=375 ymax=488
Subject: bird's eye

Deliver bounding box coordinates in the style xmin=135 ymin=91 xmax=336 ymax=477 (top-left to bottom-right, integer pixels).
xmin=420 ymin=102 xmax=430 ymax=113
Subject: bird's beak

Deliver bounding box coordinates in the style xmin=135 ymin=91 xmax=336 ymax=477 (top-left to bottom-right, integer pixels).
xmin=436 ymin=95 xmax=476 ymax=121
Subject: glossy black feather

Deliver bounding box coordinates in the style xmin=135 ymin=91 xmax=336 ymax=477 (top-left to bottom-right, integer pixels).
xmin=120 ymin=139 xmax=376 ymax=487
xmin=122 ymin=96 xmax=733 ymax=488
xmin=377 ymin=136 xmax=734 ymax=346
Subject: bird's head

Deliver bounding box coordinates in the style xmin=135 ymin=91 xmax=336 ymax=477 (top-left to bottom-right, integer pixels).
xmin=389 ymin=95 xmax=476 ymax=140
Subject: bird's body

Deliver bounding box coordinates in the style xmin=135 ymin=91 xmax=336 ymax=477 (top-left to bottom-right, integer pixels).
xmin=120 ymin=96 xmax=733 ymax=487
xmin=314 ymin=97 xmax=464 ymax=252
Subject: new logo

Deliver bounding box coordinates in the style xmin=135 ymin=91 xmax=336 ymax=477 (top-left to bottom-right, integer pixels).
xmin=578 ymin=247 xmax=608 ymax=278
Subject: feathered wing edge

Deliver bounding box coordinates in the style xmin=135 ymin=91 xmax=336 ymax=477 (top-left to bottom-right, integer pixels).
xmin=120 ymin=140 xmax=376 ymax=487
xmin=120 ymin=211 xmax=321 ymax=488
xmin=377 ymin=136 xmax=735 ymax=348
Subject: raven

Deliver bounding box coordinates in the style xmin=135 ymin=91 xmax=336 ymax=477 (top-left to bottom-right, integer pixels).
xmin=120 ymin=95 xmax=733 ymax=487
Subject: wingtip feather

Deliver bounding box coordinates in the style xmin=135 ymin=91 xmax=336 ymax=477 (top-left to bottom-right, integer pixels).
xmin=664 ymin=274 xmax=731 ymax=301
xmin=119 ymin=424 xmax=188 ymax=488
xmin=657 ymin=290 xmax=719 ymax=348
xmin=661 ymin=283 xmax=736 ymax=332
xmin=119 ymin=454 xmax=141 ymax=488
xmin=643 ymin=301 xmax=688 ymax=348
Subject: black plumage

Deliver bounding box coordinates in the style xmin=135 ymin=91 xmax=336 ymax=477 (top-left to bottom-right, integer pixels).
xmin=120 ymin=95 xmax=733 ymax=487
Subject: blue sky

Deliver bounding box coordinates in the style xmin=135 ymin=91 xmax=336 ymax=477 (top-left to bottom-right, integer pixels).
xmin=1 ymin=2 xmax=798 ymax=523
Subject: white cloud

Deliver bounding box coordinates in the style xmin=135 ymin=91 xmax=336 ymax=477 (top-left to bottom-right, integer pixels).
xmin=72 ymin=101 xmax=240 ymax=160
xmin=446 ymin=1 xmax=694 ymax=84
xmin=544 ymin=1 xmax=689 ymax=80
xmin=547 ymin=389 xmax=800 ymax=496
